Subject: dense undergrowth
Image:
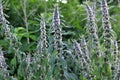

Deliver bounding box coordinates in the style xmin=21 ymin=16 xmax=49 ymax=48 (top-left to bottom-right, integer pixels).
xmin=0 ymin=0 xmax=120 ymax=80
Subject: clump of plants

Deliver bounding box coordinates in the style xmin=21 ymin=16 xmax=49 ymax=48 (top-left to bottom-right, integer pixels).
xmin=0 ymin=0 xmax=119 ymax=80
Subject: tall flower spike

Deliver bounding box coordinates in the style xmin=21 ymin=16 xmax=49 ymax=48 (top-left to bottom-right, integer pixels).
xmin=101 ymin=1 xmax=114 ymax=79
xmin=73 ymin=40 xmax=83 ymax=58
xmin=0 ymin=3 xmax=17 ymax=46
xmin=0 ymin=3 xmax=4 ymax=22
xmin=53 ymin=4 xmax=62 ymax=53
xmin=0 ymin=49 xmax=9 ymax=78
xmin=37 ymin=15 xmax=47 ymax=53
xmin=112 ymin=41 xmax=119 ymax=64
xmin=25 ymin=54 xmax=31 ymax=66
xmin=0 ymin=3 xmax=22 ymax=64
xmin=101 ymin=0 xmax=112 ymax=49
xmin=86 ymin=3 xmax=101 ymax=57
xmin=53 ymin=4 xmax=60 ymax=27
xmin=113 ymin=41 xmax=118 ymax=55
xmin=0 ymin=3 xmax=10 ymax=37
xmin=101 ymin=0 xmax=113 ymax=61
xmin=53 ymin=5 xmax=63 ymax=79
xmin=81 ymin=36 xmax=90 ymax=63
xmin=92 ymin=0 xmax=96 ymax=15
xmin=73 ymin=40 xmax=91 ymax=78
xmin=116 ymin=64 xmax=120 ymax=79
xmin=111 ymin=40 xmax=119 ymax=79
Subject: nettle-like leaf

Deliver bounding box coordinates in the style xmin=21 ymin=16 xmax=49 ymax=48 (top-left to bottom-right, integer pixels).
xmin=13 ymin=27 xmax=37 ymax=41
xmin=10 ymin=56 xmax=17 ymax=70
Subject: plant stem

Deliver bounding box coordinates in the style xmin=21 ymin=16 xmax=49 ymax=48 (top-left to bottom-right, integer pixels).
xmin=22 ymin=0 xmax=29 ymax=44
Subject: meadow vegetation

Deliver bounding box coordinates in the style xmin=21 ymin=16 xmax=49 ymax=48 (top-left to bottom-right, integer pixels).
xmin=0 ymin=0 xmax=120 ymax=80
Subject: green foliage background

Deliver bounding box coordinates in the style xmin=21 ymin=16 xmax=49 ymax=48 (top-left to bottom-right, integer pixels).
xmin=4 ymin=0 xmax=120 ymax=44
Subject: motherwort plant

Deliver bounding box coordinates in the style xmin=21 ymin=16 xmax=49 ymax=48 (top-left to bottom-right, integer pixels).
xmin=37 ymin=15 xmax=47 ymax=54
xmin=101 ymin=0 xmax=118 ymax=79
xmin=52 ymin=4 xmax=62 ymax=54
xmin=80 ymin=36 xmax=90 ymax=63
xmin=101 ymin=0 xmax=113 ymax=58
xmin=0 ymin=2 xmax=24 ymax=66
xmin=73 ymin=40 xmax=92 ymax=79
xmin=86 ymin=3 xmax=101 ymax=58
xmin=0 ymin=49 xmax=9 ymax=78
xmin=112 ymin=40 xmax=119 ymax=79
xmin=116 ymin=64 xmax=120 ymax=79
xmin=0 ymin=0 xmax=119 ymax=80
xmin=0 ymin=3 xmax=17 ymax=46
xmin=73 ymin=40 xmax=83 ymax=58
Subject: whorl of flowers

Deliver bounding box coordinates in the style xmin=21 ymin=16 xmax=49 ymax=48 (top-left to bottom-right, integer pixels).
xmin=101 ymin=0 xmax=112 ymax=55
xmin=73 ymin=40 xmax=83 ymax=58
xmin=52 ymin=4 xmax=62 ymax=53
xmin=25 ymin=54 xmax=31 ymax=65
xmin=86 ymin=3 xmax=101 ymax=57
xmin=113 ymin=41 xmax=118 ymax=56
xmin=80 ymin=36 xmax=90 ymax=63
xmin=73 ymin=40 xmax=88 ymax=65
xmin=74 ymin=40 xmax=92 ymax=79
xmin=112 ymin=40 xmax=118 ymax=66
xmin=92 ymin=0 xmax=96 ymax=15
xmin=0 ymin=49 xmax=9 ymax=77
xmin=0 ymin=3 xmax=4 ymax=22
xmin=73 ymin=40 xmax=86 ymax=74
xmin=53 ymin=4 xmax=60 ymax=27
xmin=52 ymin=5 xmax=63 ymax=78
xmin=116 ymin=64 xmax=120 ymax=79
xmin=37 ymin=15 xmax=47 ymax=53
xmin=111 ymin=40 xmax=119 ymax=79
xmin=0 ymin=3 xmax=10 ymax=37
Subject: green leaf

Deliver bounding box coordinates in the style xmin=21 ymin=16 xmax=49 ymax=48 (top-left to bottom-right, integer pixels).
xmin=10 ymin=57 xmax=17 ymax=69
